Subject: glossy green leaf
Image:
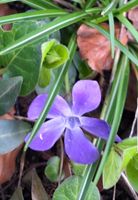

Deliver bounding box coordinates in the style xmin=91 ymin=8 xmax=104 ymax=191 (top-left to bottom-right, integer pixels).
xmin=0 ymin=120 xmax=31 ymax=154
xmin=117 ymin=137 xmax=138 ymax=169
xmin=10 ymin=187 xmax=24 ymax=200
xmin=53 ymin=176 xmax=100 ymax=200
xmin=1 ymin=20 xmax=48 ymax=96
xmin=32 ymin=169 xmax=49 ymax=200
xmin=103 ymin=148 xmax=122 ymax=189
xmin=0 ymin=76 xmax=22 ymax=115
xmin=44 ymin=156 xmax=62 ymax=182
xmin=126 ymin=154 xmax=138 ymax=192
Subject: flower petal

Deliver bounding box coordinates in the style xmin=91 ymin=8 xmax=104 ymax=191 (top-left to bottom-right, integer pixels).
xmin=64 ymin=127 xmax=99 ymax=164
xmin=25 ymin=117 xmax=65 ymax=151
xmin=80 ymin=117 xmax=121 ymax=142
xmin=27 ymin=94 xmax=72 ymax=120
xmin=72 ymin=80 xmax=101 ymax=116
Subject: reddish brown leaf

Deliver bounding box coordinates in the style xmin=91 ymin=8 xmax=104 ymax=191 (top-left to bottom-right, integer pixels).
xmin=0 ymin=107 xmax=21 ymax=184
xmin=0 ymin=146 xmax=22 ymax=184
xmin=0 ymin=4 xmax=16 ymax=30
xmin=128 ymin=7 xmax=138 ymax=30
xmin=77 ymin=23 xmax=128 ymax=73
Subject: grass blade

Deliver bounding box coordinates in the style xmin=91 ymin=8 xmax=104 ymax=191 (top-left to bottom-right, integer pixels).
xmin=0 ymin=10 xmax=67 ymax=25
xmin=0 ymin=11 xmax=87 ymax=55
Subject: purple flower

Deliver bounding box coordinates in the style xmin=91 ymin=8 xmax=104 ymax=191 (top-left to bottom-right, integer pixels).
xmin=26 ymin=80 xmax=120 ymax=164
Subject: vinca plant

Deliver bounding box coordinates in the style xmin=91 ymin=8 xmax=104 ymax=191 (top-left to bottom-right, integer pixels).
xmin=0 ymin=0 xmax=137 ymax=199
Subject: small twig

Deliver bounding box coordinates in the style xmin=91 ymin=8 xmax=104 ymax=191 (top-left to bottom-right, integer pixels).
xmin=58 ymin=138 xmax=64 ymax=186
xmin=14 ymin=115 xmax=35 ymax=123
xmin=112 ymin=185 xmax=116 ymax=200
xmin=129 ymin=105 xmax=138 ymax=138
xmin=121 ymin=173 xmax=138 ymax=200
xmin=18 ymin=151 xmax=26 ymax=187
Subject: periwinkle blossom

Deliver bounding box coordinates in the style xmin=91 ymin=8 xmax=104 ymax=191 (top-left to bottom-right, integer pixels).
xmin=26 ymin=80 xmax=120 ymax=164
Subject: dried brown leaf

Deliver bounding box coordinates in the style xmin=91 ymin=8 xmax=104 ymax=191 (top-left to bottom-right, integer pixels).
xmin=128 ymin=7 xmax=138 ymax=30
xmin=77 ymin=23 xmax=128 ymax=73
xmin=0 ymin=4 xmax=16 ymax=30
xmin=0 ymin=146 xmax=22 ymax=184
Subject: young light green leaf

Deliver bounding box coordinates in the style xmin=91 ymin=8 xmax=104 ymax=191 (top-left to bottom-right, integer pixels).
xmin=103 ymin=148 xmax=123 ymax=189
xmin=41 ymin=40 xmax=69 ymax=69
xmin=0 ymin=120 xmax=31 ymax=154
xmin=126 ymin=154 xmax=138 ymax=193
xmin=53 ymin=176 xmax=100 ymax=200
xmin=38 ymin=40 xmax=69 ymax=87
xmin=0 ymin=76 xmax=22 ymax=115
xmin=44 ymin=156 xmax=62 ymax=182
xmin=10 ymin=187 xmax=24 ymax=200
xmin=117 ymin=137 xmax=138 ymax=169
xmin=32 ymin=169 xmax=49 ymax=200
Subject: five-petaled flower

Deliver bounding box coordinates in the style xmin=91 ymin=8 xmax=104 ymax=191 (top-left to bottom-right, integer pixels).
xmin=25 ymin=80 xmax=120 ymax=164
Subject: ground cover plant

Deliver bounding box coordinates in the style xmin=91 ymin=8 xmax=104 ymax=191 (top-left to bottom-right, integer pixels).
xmin=0 ymin=0 xmax=137 ymax=199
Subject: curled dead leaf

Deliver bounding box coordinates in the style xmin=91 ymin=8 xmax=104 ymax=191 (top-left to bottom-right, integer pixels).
xmin=77 ymin=23 xmax=128 ymax=73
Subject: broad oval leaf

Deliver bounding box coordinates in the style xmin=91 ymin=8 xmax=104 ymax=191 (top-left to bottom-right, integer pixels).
xmin=0 ymin=120 xmax=31 ymax=154
xmin=103 ymin=148 xmax=123 ymax=189
xmin=126 ymin=153 xmax=138 ymax=192
xmin=1 ymin=20 xmax=48 ymax=96
xmin=53 ymin=176 xmax=100 ymax=200
xmin=0 ymin=76 xmax=22 ymax=115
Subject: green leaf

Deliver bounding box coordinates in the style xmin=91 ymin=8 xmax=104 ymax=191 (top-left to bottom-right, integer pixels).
xmin=1 ymin=20 xmax=48 ymax=95
xmin=41 ymin=40 xmax=69 ymax=69
xmin=0 ymin=76 xmax=22 ymax=115
xmin=32 ymin=169 xmax=49 ymax=200
xmin=38 ymin=67 xmax=51 ymax=88
xmin=103 ymin=148 xmax=122 ymax=189
xmin=10 ymin=187 xmax=24 ymax=200
xmin=126 ymin=154 xmax=138 ymax=193
xmin=117 ymin=137 xmax=138 ymax=169
xmin=0 ymin=120 xmax=31 ymax=154
xmin=71 ymin=162 xmax=86 ymax=176
xmin=44 ymin=156 xmax=62 ymax=182
xmin=38 ymin=40 xmax=69 ymax=87
xmin=53 ymin=176 xmax=100 ymax=200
